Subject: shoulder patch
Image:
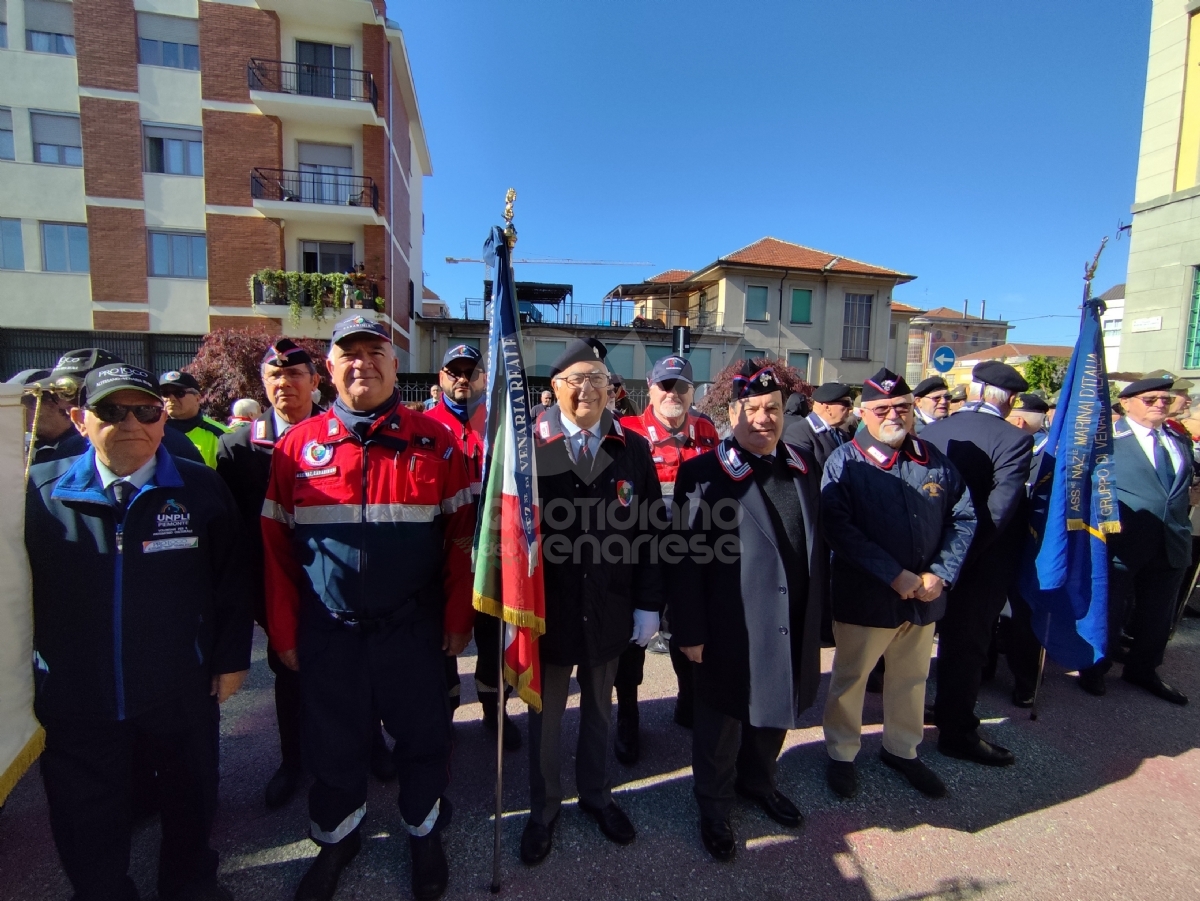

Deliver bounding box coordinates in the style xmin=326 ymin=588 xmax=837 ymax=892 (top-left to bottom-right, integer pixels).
xmin=783 ymin=443 xmax=808 ymax=474
xmin=539 ymin=420 xmax=550 ymax=439
xmin=717 ymin=440 xmax=752 ymax=481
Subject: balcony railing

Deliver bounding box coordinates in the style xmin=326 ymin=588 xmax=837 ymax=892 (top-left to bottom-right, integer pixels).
xmin=251 ymin=168 xmax=380 ymax=214
xmin=446 ymin=299 xmax=726 ymax=332
xmin=248 ymin=58 xmax=378 ymax=110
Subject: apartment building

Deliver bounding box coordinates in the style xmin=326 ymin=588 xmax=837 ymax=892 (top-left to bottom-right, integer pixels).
xmin=903 ymin=303 xmax=1010 ymax=385
xmin=0 ymin=0 xmax=429 ymax=374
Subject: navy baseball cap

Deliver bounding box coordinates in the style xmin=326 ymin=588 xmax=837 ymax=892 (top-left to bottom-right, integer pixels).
xmin=84 ymin=364 xmax=161 ymax=406
xmin=647 ymin=355 xmax=693 ymax=387
xmin=159 ymin=370 xmax=202 ymax=393
xmin=331 ymin=313 xmax=391 ymax=346
xmin=442 ymin=344 xmax=481 ymax=368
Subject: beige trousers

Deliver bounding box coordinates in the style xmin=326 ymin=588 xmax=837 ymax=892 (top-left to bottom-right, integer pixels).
xmin=823 ymin=620 xmax=936 ymax=762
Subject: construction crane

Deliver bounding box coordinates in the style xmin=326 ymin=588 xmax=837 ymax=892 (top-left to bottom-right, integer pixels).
xmin=445 ymin=256 xmax=654 ymax=266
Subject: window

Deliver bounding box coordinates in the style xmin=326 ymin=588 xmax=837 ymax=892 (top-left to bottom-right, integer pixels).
xmin=841 ymin=293 xmax=873 ymax=360
xmin=297 ymin=41 xmax=353 ymax=100
xmin=534 ymin=340 xmax=567 ymax=377
xmin=746 ymin=285 xmax=769 ymax=321
xmin=790 ymin=288 xmax=812 ymax=324
xmin=1 ymin=0 xmax=7 ymax=49
xmin=787 ymin=351 xmax=810 ymax=378
xmin=41 ymin=223 xmax=88 ymax=273
xmin=744 ymin=348 xmax=769 ymax=361
xmin=645 ymin=344 xmax=673 ymax=373
xmin=297 ymin=143 xmax=354 ymax=204
xmin=137 ymin=13 xmax=199 ymax=70
xmin=0 ymin=108 xmax=13 ymax=161
xmin=31 ymin=112 xmax=82 ymax=166
xmin=301 ymin=241 xmax=353 ymax=274
xmin=1103 ymin=318 xmax=1123 ymax=336
xmin=1184 ymin=268 xmax=1200 ymax=369
xmin=25 ymin=0 xmax=74 ymax=55
xmin=0 ymin=218 xmax=24 ymax=270
xmin=149 ymin=231 xmax=206 ymax=278
xmin=606 ymin=344 xmax=634 ymax=380
xmin=688 ymin=347 xmax=712 ymax=382
xmin=143 ymin=125 xmax=202 ymax=175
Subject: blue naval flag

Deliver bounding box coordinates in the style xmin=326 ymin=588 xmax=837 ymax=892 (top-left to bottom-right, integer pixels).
xmin=1018 ymin=298 xmax=1119 ymax=671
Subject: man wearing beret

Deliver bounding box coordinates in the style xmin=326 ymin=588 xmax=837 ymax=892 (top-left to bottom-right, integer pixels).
xmin=1077 ymin=375 xmax=1191 ymax=704
xmin=216 ymin=338 xmax=325 ymax=809
xmin=160 ymin=370 xmax=230 ymax=468
xmin=520 ymin=337 xmax=664 ymax=865
xmin=912 ymin=376 xmax=951 ymax=435
xmin=672 ymin=360 xmax=826 ymax=859
xmin=921 ymin=361 xmax=1033 ymax=766
xmin=821 ymin=368 xmax=975 ymax=800
xmin=425 ymin=343 xmax=522 ymax=749
xmin=26 ymin=363 xmax=252 ymax=901
xmin=782 ymin=381 xmax=853 ymax=472
xmin=947 ymin=385 xmax=967 ymax=414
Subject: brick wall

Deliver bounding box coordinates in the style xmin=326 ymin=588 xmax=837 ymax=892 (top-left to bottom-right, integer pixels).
xmin=210 ymin=315 xmax=281 ymax=335
xmin=75 ymin=0 xmax=139 ymax=92
xmin=390 ymin=152 xmax=410 ymax=253
xmin=203 ymin=111 xmax=281 ymax=207
xmin=370 ymin=0 xmax=388 ymax=18
xmin=93 ymin=311 xmax=150 ymax=331
xmin=205 ymin=214 xmax=283 ymax=307
xmin=390 ymin=67 xmax=411 ymax=179
xmin=362 ymin=124 xmax=387 ymax=217
xmin=87 ymin=206 xmax=148 ymax=303
xmin=199 ymin=4 xmax=280 ymax=103
xmin=390 ymin=238 xmax=410 ymax=335
xmin=81 ymin=98 xmax=143 ymax=200
xmin=363 ymin=23 xmax=387 ymax=111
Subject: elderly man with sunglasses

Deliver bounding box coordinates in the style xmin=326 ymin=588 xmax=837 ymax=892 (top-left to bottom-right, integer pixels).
xmin=912 ymin=376 xmax=951 ymax=434
xmin=25 ymin=362 xmax=252 ymax=901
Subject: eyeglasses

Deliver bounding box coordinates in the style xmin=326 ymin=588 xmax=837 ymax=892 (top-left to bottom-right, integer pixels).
xmin=88 ymin=402 xmax=165 ymax=424
xmin=655 ymin=379 xmax=690 ymax=394
xmin=1136 ymin=395 xmax=1172 ymax=407
xmin=555 ymin=373 xmax=610 ymax=390
xmin=442 ymin=367 xmax=482 ymax=383
xmin=160 ymin=388 xmax=198 ymax=399
xmin=926 ymin=392 xmax=950 ymax=403
xmin=863 ymin=403 xmax=913 ymax=418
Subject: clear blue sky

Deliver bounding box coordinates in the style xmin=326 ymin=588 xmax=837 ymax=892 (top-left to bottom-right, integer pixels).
xmin=396 ymin=1 xmax=1150 ymax=346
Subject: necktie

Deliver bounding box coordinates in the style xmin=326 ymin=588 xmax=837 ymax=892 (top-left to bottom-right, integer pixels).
xmin=1154 ymin=432 xmax=1175 ymax=492
xmin=111 ymin=480 xmax=134 ymax=520
xmin=576 ymin=432 xmax=592 ymax=470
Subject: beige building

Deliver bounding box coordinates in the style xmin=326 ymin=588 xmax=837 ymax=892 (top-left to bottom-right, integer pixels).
xmin=903 ymin=303 xmax=1011 ymax=385
xmin=1119 ymin=0 xmax=1200 ymax=374
xmin=945 ymin=343 xmax=1073 ymax=388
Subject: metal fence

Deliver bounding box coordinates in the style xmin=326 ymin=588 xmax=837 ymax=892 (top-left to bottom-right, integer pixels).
xmin=0 ymin=330 xmax=203 ymax=381
xmin=248 ymin=58 xmax=378 ymax=109
xmin=453 ymin=299 xmax=719 ymax=333
xmin=251 ymin=168 xmax=380 ymax=214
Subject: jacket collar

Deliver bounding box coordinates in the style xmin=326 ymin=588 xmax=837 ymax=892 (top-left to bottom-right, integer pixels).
xmin=323 ymin=395 xmax=407 ymax=445
xmin=52 ymin=444 xmax=184 ymax=506
xmin=959 ymin=400 xmax=1004 ymax=418
xmin=806 ymin=411 xmax=836 ymax=434
xmin=640 ymin=406 xmax=698 ymax=446
xmin=253 ymin=405 xmax=324 ymax=447
xmin=535 ymin=405 xmax=625 ymax=447
xmin=851 ymin=430 xmax=929 ymax=470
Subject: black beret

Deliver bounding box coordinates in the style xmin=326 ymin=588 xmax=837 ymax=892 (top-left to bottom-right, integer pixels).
xmin=262 ymin=338 xmax=313 ymax=368
xmin=912 ymin=376 xmax=948 ymax=398
xmin=948 ymin=385 xmax=967 ymax=402
xmin=972 ymin=360 xmax=1028 ymax=393
xmin=731 ymin=359 xmax=782 ymax=399
xmin=861 ymin=368 xmax=911 ymax=403
xmin=550 ymin=337 xmax=607 ymax=377
xmin=1011 ymin=393 xmax=1049 ymax=414
xmin=812 ymin=382 xmax=853 ymax=404
xmin=1119 ymin=376 xmax=1174 ymax=399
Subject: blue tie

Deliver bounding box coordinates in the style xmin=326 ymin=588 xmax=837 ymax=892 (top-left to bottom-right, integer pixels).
xmin=1154 ymin=432 xmax=1175 ymax=492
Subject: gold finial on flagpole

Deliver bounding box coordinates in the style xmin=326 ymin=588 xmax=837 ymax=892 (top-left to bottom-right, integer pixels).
xmin=503 ymin=188 xmax=517 ymax=249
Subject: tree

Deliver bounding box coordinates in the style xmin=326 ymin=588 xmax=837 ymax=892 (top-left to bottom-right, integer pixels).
xmin=697 ymin=357 xmax=811 ymax=433
xmin=186 ymin=329 xmax=331 ymax=422
xmin=1023 ymin=355 xmax=1069 ymax=394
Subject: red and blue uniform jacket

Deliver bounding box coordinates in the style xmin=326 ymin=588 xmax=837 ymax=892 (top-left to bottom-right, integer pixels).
xmin=620 ymin=407 xmax=720 ymax=498
xmin=423 ymin=397 xmax=486 ymax=499
xmin=261 ymin=396 xmax=476 ymax=655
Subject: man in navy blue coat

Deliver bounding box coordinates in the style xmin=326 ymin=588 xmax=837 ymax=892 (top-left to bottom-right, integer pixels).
xmin=920 ymin=361 xmax=1033 ymax=767
xmin=25 ymin=363 xmax=251 ymax=901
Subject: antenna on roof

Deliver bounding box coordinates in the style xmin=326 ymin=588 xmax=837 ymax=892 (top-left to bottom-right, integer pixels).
xmin=1115 ymin=218 xmax=1131 ymax=241
xmin=445 ymin=256 xmax=653 ymax=266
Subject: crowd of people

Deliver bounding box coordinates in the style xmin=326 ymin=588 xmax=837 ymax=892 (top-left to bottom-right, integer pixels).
xmin=9 ymin=314 xmax=1197 ymax=901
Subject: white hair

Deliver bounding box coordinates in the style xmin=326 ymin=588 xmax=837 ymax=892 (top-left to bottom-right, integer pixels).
xmin=970 ymin=380 xmax=1014 ymax=408
xmin=231 ymin=398 xmax=261 ymax=419
xmin=1014 ymin=411 xmax=1046 ymax=431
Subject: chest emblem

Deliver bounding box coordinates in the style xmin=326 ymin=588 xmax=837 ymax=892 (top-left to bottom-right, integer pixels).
xmin=415 ymin=434 xmax=436 ymax=449
xmin=302 ymin=440 xmax=334 ymax=467
xmin=921 ymin=480 xmax=943 ymax=497
xmin=616 ymin=480 xmax=634 ymax=507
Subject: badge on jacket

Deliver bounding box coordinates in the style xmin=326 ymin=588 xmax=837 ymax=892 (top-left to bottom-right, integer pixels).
xmin=921 ymin=480 xmax=942 ymax=497
xmin=616 ymin=480 xmax=633 ymax=507
xmin=302 ymin=440 xmax=334 ymax=467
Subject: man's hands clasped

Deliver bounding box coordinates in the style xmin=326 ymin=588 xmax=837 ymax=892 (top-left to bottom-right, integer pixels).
xmin=889 ymin=569 xmax=945 ymax=602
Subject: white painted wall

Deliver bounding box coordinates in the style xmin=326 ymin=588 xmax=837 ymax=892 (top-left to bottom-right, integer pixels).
xmin=0 ymin=272 xmax=93 ymax=329
xmin=0 ymin=163 xmax=87 ymax=223
xmin=139 ymin=66 xmax=203 ymax=127
xmin=1134 ymin=0 xmax=1190 ymax=204
xmin=144 ymin=174 xmax=206 ymax=229
xmin=133 ymin=0 xmax=199 ymax=17
xmin=147 ymin=277 xmax=210 ymax=333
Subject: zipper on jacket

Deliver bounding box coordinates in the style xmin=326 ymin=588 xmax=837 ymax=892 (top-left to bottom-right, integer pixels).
xmin=113 ymin=516 xmax=126 ymax=721
xmin=361 ymin=440 xmax=369 ymax=613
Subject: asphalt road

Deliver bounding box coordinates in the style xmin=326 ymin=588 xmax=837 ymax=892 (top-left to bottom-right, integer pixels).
xmin=2 ymin=617 xmax=1198 ymax=901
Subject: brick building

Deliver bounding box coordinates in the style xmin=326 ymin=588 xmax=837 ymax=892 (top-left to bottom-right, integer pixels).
xmin=0 ymin=0 xmax=430 ymax=374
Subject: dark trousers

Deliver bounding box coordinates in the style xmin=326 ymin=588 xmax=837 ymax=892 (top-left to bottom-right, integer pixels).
xmin=691 ymin=694 xmax=785 ymax=821
xmin=39 ymin=689 xmax=220 ymax=901
xmin=613 ymin=642 xmax=644 ymax=700
xmin=669 ymin=636 xmax=695 ymax=711
xmin=1004 ymin=591 xmax=1043 ymax=696
xmin=267 ymin=643 xmax=303 ymax=770
xmin=300 ymin=611 xmax=451 ymax=841
xmin=528 ymin=658 xmax=619 ymax=825
xmin=934 ymin=557 xmax=1011 ymax=738
xmin=1108 ymin=549 xmax=1185 ymax=675
xmin=473 ymin=610 xmax=506 ymax=694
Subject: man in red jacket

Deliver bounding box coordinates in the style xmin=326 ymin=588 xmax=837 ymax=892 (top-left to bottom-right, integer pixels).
xmin=615 ymin=355 xmax=719 ymax=762
xmin=262 ymin=314 xmax=475 ymax=901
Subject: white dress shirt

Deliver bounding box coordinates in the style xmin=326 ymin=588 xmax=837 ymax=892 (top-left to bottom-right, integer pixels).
xmin=559 ymin=415 xmax=603 ymax=462
xmin=95 ymin=453 xmax=157 ymax=501
xmin=1125 ymin=417 xmax=1183 ymax=475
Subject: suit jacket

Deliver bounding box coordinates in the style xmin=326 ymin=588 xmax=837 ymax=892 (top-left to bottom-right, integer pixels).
xmin=1109 ymin=419 xmax=1192 ymax=570
xmin=671 ymin=438 xmax=826 ymax=727
xmin=782 ymin=411 xmax=848 ymax=471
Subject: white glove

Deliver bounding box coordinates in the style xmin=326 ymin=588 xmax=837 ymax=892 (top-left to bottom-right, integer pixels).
xmin=631 ymin=609 xmax=660 ymax=647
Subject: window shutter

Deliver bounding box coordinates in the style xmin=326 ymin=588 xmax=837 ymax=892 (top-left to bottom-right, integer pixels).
xmin=0 ymin=1 xmax=8 ymax=24
xmin=143 ymin=124 xmax=201 ymax=142
xmin=136 ymin=12 xmax=198 ymax=44
xmin=298 ymin=143 xmax=353 ymax=168
xmin=24 ymin=0 xmax=74 ymax=34
xmin=31 ymin=112 xmax=81 ymax=147
xmin=0 ymin=109 xmax=12 ymax=130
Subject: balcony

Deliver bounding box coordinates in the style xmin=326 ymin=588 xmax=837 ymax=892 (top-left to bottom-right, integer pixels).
xmin=250 ymin=168 xmax=384 ymax=226
xmin=248 ymin=58 xmax=381 ymax=127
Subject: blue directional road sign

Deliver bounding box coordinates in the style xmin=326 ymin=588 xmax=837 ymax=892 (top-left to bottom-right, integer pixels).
xmin=932 ymin=345 xmax=956 ymax=373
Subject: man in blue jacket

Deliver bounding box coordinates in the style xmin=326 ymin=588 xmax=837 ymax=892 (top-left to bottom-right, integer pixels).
xmin=25 ymin=362 xmax=252 ymax=901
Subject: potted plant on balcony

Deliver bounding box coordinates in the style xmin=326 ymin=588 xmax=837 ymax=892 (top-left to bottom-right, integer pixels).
xmin=251 ymin=269 xmax=286 ymax=305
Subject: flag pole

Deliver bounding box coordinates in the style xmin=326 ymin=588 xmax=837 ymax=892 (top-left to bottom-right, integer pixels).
xmin=1029 ymin=645 xmax=1047 ymax=721
xmin=490 ymin=189 xmax=519 ymax=895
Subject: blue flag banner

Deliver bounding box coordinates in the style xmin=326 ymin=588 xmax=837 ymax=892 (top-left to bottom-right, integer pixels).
xmin=1019 ymin=297 xmax=1119 ymax=671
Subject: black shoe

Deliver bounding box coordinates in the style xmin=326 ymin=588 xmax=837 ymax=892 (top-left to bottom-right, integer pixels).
xmin=880 ymin=749 xmax=947 ymax=798
xmin=264 ymin=763 xmax=302 ymax=810
xmin=164 ymin=880 xmax=235 ymax=901
xmin=370 ymin=728 xmax=396 ymax=782
xmin=923 ymin=704 xmax=936 ymax=726
xmin=519 ymin=815 xmax=557 ymax=866
xmin=481 ymin=691 xmax=523 ymax=751
xmin=673 ymin=696 xmax=694 ymax=729
xmin=1011 ymin=688 xmax=1035 ymax=709
xmin=826 ymin=760 xmax=858 ymax=799
xmin=734 ymin=780 xmax=802 ymax=827
xmin=410 ymin=830 xmax=448 ymax=901
xmin=1122 ymin=669 xmax=1189 ymax=706
xmin=295 ymin=829 xmax=361 ymax=901
xmin=614 ymin=705 xmax=640 ymax=767
xmin=937 ymin=734 xmax=1015 ymax=767
xmin=1078 ymin=667 xmax=1107 ymax=697
xmin=699 ymin=817 xmax=736 ymax=861
xmin=578 ymin=800 xmax=636 ymax=845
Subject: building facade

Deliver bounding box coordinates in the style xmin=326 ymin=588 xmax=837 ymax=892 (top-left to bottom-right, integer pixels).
xmin=0 ymin=0 xmax=429 ymax=374
xmin=945 ymin=343 xmax=1073 ymax=388
xmin=1118 ymin=0 xmax=1200 ymax=376
xmin=903 ymin=303 xmax=1010 ymax=385
xmin=1097 ymin=282 xmax=1126 ymax=371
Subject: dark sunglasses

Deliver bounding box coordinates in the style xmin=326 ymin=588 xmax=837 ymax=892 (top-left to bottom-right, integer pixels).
xmin=656 ymin=379 xmax=690 ymax=394
xmin=88 ymin=402 xmax=165 ymax=424
xmin=159 ymin=388 xmax=195 ymax=399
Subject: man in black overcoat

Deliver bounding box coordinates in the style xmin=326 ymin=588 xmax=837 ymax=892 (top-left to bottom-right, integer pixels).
xmin=672 ymin=360 xmax=825 ymax=861
xmin=781 ymin=381 xmax=853 ymax=472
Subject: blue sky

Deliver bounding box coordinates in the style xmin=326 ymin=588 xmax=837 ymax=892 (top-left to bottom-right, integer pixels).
xmin=397 ymin=1 xmax=1150 ymax=346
